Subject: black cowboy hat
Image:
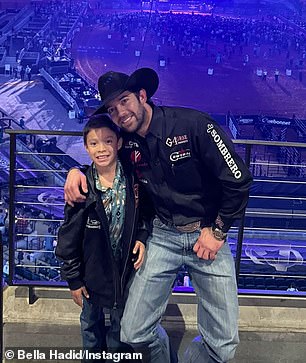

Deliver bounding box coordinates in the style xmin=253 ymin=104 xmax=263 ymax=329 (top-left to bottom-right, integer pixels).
xmin=93 ymin=68 xmax=159 ymax=115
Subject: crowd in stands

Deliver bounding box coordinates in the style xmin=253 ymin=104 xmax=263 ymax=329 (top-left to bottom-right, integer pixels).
xmin=80 ymin=10 xmax=306 ymax=70
xmin=1 ymin=193 xmax=62 ymax=284
xmin=9 ymin=0 xmax=85 ymax=56
xmin=3 ymin=1 xmax=306 ymax=120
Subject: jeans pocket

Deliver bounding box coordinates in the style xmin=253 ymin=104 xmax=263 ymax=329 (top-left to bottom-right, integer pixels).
xmin=152 ymin=217 xmax=167 ymax=229
xmin=218 ymin=241 xmax=233 ymax=256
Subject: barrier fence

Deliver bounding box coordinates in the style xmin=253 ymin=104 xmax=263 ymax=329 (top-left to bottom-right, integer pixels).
xmin=2 ymin=129 xmax=306 ymax=296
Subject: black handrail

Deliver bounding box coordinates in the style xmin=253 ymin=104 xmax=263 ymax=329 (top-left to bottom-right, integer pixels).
xmin=5 ymin=129 xmax=82 ymax=136
xmin=5 ymin=129 xmax=306 ymax=149
xmin=235 ymin=144 xmax=252 ymax=280
xmin=8 ymin=134 xmax=16 ymax=287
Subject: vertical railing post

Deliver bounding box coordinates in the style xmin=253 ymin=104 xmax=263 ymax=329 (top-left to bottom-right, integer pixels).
xmin=235 ymin=144 xmax=252 ymax=281
xmin=8 ymin=134 xmax=17 ymax=286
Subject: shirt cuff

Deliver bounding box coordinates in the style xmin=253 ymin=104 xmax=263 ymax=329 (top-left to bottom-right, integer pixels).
xmin=67 ymin=278 xmax=84 ymax=291
xmin=215 ymin=215 xmax=232 ymax=233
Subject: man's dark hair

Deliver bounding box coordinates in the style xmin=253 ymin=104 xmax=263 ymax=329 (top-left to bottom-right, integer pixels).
xmin=83 ymin=114 xmax=120 ymax=145
xmin=132 ymin=90 xmax=154 ymax=107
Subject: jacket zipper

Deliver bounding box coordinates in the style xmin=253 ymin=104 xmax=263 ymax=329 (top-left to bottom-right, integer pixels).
xmin=111 ymin=237 xmax=119 ymax=310
xmin=111 ymin=223 xmax=119 ymax=310
xmin=120 ymin=174 xmax=136 ymax=295
xmin=113 ymin=265 xmax=118 ymax=310
xmin=95 ymin=195 xmax=119 ymax=310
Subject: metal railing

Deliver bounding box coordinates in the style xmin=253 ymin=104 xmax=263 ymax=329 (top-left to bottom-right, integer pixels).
xmin=2 ymin=129 xmax=306 ymax=296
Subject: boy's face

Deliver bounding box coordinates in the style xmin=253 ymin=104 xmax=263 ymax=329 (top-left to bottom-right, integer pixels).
xmin=85 ymin=127 xmax=122 ymax=169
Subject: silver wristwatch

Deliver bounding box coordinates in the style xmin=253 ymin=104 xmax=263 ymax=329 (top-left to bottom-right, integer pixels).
xmin=212 ymin=225 xmax=227 ymax=241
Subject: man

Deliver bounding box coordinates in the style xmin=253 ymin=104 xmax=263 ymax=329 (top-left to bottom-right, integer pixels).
xmin=25 ymin=65 xmax=32 ymax=81
xmin=64 ymin=68 xmax=253 ymax=363
xmin=19 ymin=116 xmax=25 ymax=128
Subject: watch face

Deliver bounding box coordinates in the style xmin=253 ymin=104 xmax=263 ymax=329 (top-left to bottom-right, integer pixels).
xmin=213 ymin=228 xmax=226 ymax=241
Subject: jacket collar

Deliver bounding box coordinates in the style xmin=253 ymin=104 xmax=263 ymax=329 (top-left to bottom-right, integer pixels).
xmin=84 ymin=165 xmax=97 ymax=207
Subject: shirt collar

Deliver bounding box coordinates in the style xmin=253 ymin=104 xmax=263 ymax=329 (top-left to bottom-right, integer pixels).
xmin=93 ymin=161 xmax=124 ymax=192
xmin=146 ymin=105 xmax=163 ymax=140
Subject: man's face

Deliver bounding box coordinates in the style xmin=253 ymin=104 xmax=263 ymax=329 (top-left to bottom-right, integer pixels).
xmin=106 ymin=90 xmax=147 ymax=134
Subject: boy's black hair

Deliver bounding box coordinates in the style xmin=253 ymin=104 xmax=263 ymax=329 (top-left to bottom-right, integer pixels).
xmin=83 ymin=113 xmax=121 ymax=145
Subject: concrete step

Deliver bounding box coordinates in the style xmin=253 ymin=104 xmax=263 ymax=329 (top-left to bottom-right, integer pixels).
xmin=5 ymin=287 xmax=306 ymax=332
xmin=3 ymin=322 xmax=306 ymax=363
xmin=2 ymin=286 xmax=306 ymax=362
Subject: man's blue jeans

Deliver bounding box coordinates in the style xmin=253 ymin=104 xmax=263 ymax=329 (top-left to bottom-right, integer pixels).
xmin=80 ymin=296 xmax=130 ymax=362
xmin=120 ymin=217 xmax=239 ymax=363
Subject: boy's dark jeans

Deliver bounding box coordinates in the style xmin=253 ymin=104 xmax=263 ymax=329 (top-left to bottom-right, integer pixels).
xmin=80 ymin=296 xmax=132 ymax=362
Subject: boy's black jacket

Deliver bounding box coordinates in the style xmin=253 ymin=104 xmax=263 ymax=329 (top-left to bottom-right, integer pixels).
xmin=56 ymin=163 xmax=153 ymax=308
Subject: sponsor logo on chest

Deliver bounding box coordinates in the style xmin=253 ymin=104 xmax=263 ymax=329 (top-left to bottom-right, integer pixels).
xmin=170 ymin=148 xmax=191 ymax=162
xmin=86 ymin=218 xmax=101 ymax=229
xmin=125 ymin=140 xmax=140 ymax=149
xmin=166 ymin=134 xmax=188 ymax=147
xmin=130 ymin=150 xmax=142 ymax=164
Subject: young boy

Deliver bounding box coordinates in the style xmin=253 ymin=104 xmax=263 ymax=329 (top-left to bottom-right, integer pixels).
xmin=56 ymin=114 xmax=149 ymax=361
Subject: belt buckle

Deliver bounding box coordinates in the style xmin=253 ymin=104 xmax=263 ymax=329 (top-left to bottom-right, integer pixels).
xmin=176 ymin=221 xmax=201 ymax=233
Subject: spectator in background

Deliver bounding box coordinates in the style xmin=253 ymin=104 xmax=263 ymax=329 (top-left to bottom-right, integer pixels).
xmin=0 ymin=208 xmax=7 ymax=235
xmin=274 ymin=69 xmax=279 ymax=82
xmin=13 ymin=66 xmax=18 ymax=80
xmin=19 ymin=116 xmax=25 ymax=128
xmin=25 ymin=65 xmax=32 ymax=81
xmin=17 ymin=62 xmax=22 ymax=76
xmin=15 ymin=213 xmax=28 ymax=234
xmin=17 ymin=251 xmax=24 ymax=265
xmin=287 ymin=283 xmax=298 ymax=292
xmin=35 ymin=138 xmax=45 ymax=153
xmin=44 ymin=227 xmax=54 ymax=251
xmin=78 ymin=108 xmax=85 ymax=124
xmin=20 ymin=67 xmax=25 ymax=81
xmin=0 ymin=208 xmax=8 ymax=227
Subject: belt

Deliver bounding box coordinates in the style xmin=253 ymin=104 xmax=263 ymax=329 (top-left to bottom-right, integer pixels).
xmin=160 ymin=218 xmax=201 ymax=233
xmin=176 ymin=220 xmax=201 ymax=233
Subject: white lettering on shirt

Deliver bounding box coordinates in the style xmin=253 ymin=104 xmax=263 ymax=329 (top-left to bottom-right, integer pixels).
xmin=207 ymin=124 xmax=242 ymax=179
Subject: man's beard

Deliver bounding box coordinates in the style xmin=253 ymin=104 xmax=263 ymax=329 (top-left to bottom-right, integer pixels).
xmin=123 ymin=107 xmax=146 ymax=134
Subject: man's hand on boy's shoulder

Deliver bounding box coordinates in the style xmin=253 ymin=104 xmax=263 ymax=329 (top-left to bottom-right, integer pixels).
xmin=70 ymin=286 xmax=89 ymax=307
xmin=132 ymin=241 xmax=145 ymax=270
xmin=64 ymin=168 xmax=88 ymax=206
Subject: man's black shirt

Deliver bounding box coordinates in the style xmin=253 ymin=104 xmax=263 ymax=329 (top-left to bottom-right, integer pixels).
xmin=119 ymin=106 xmax=253 ymax=233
